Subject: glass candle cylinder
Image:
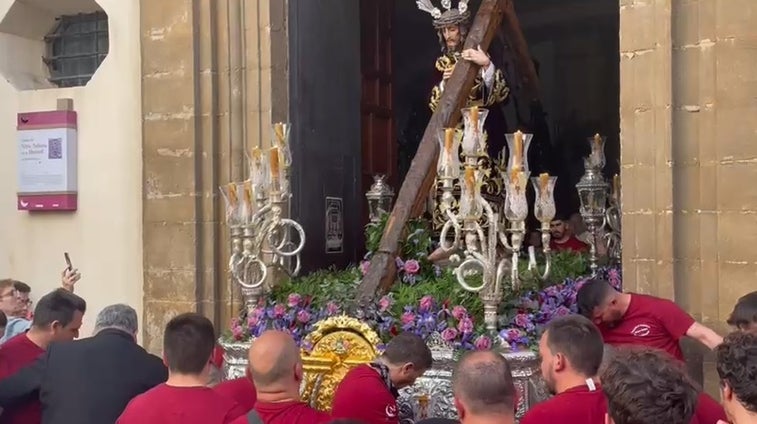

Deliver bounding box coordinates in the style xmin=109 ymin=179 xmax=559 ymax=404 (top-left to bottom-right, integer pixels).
xmin=505 ymin=131 xmax=533 ymax=174
xmin=531 ymin=173 xmax=557 ymax=223
xmin=272 ymin=122 xmax=292 ymax=167
xmin=587 ymin=134 xmax=606 ymax=170
xmin=504 ymin=170 xmax=530 ymax=222
xmin=459 ymin=166 xmax=484 ymax=220
xmin=461 ymin=106 xmax=489 ymax=156
xmin=437 ymin=128 xmax=462 ymax=179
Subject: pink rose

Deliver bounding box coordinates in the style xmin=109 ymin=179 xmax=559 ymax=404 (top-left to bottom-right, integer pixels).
xmin=419 ymin=295 xmax=434 ymax=313
xmin=451 ymin=305 xmax=468 ymax=320
xmin=441 ymin=327 xmax=458 ymax=342
xmin=326 ymin=302 xmax=340 ymax=316
xmin=287 ymin=293 xmax=302 ymax=308
xmin=296 ymin=310 xmax=311 ymax=324
xmin=360 ymin=260 xmax=371 ymax=276
xmin=401 ymin=312 xmax=416 ymax=326
xmin=231 ymin=325 xmax=244 ymax=340
xmin=514 ymin=313 xmax=531 ymax=328
xmin=378 ymin=295 xmax=393 ymax=312
xmin=246 ymin=315 xmax=259 ymax=328
xmin=474 ymin=335 xmax=492 ymax=350
xmin=553 ymin=306 xmax=570 ymax=317
xmin=252 ymin=307 xmax=265 ymax=318
xmin=403 ymin=259 xmax=421 ymax=275
xmin=457 ymin=317 xmax=474 ymax=334
xmin=273 ymin=304 xmax=286 ymax=318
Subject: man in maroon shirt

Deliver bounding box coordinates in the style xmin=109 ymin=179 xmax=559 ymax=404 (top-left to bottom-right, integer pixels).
xmin=521 ymin=315 xmax=606 ymax=424
xmin=232 ymin=330 xmax=330 ymax=424
xmin=727 ymin=291 xmax=757 ymax=334
xmin=331 ymin=332 xmax=433 ymax=424
xmin=214 ymin=368 xmax=256 ymax=414
xmin=601 ymin=347 xmax=699 ymax=424
xmin=548 ymin=216 xmax=589 ymax=253
xmin=716 ymin=332 xmax=757 ymax=424
xmin=577 ymin=279 xmax=723 ymax=361
xmin=117 ymin=313 xmax=246 ymax=424
xmin=452 ymin=350 xmax=516 ymax=424
xmin=0 ymin=288 xmax=86 ymax=424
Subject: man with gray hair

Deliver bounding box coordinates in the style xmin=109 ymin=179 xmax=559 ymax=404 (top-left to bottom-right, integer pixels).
xmin=0 ymin=303 xmax=167 ymax=424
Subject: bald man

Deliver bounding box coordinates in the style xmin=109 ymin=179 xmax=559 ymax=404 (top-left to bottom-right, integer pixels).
xmin=231 ymin=330 xmax=330 ymax=424
xmin=452 ymin=350 xmax=516 ymax=424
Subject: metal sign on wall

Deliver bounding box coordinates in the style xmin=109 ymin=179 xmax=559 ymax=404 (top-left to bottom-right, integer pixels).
xmin=325 ymin=197 xmax=343 ymax=254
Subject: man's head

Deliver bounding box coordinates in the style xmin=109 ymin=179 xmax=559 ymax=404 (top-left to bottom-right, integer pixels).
xmin=716 ymin=332 xmax=757 ymax=421
xmin=381 ymin=332 xmax=433 ymax=388
xmin=577 ymin=279 xmax=623 ymax=325
xmin=452 ymin=350 xmax=516 ymax=422
xmin=13 ymin=281 xmax=32 ymax=318
xmin=549 ymin=215 xmax=572 ymax=241
xmin=539 ymin=315 xmax=604 ymax=394
xmin=600 ymin=347 xmax=698 ymax=424
xmin=94 ymin=304 xmax=138 ymax=339
xmin=727 ymin=291 xmax=757 ymax=333
xmin=0 ymin=279 xmax=23 ymax=318
xmin=163 ymin=313 xmax=216 ymax=376
xmin=248 ymin=330 xmax=302 ymax=394
xmin=31 ymin=288 xmax=86 ymax=342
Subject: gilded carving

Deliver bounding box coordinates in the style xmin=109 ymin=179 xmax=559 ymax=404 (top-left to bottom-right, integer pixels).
xmin=300 ymin=315 xmax=382 ymax=411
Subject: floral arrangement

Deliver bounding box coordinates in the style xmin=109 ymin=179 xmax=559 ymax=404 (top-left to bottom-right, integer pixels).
xmin=225 ymin=213 xmax=622 ymax=352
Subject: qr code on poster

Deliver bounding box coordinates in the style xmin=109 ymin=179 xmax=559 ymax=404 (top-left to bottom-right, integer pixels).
xmin=48 ymin=138 xmax=62 ymax=159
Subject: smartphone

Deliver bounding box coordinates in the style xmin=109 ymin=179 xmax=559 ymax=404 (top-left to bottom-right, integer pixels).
xmin=64 ymin=252 xmax=73 ymax=271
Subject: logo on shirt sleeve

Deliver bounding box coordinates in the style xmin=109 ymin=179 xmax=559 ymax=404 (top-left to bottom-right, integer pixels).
xmin=631 ymin=324 xmax=651 ymax=337
xmin=385 ymin=404 xmax=398 ymax=418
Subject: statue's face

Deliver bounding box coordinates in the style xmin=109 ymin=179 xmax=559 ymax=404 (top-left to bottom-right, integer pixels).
xmin=442 ymin=25 xmax=462 ymax=51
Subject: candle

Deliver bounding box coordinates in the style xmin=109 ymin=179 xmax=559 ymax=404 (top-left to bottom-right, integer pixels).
xmin=227 ymin=182 xmax=238 ymax=205
xmin=539 ymin=173 xmax=550 ymax=192
xmin=464 ymin=167 xmax=475 ymax=192
xmin=243 ymin=180 xmax=253 ymax=204
xmin=470 ymin=106 xmax=479 ymax=130
xmin=510 ymin=169 xmax=522 ymax=186
xmin=514 ymin=130 xmax=523 ymax=167
xmin=269 ymin=147 xmax=280 ymax=183
xmin=444 ymin=128 xmax=454 ymax=153
xmin=251 ymin=146 xmax=262 ymax=161
xmin=274 ymin=122 xmax=286 ymax=145
xmin=613 ymin=174 xmax=620 ymax=196
xmin=593 ymin=133 xmax=602 ymax=149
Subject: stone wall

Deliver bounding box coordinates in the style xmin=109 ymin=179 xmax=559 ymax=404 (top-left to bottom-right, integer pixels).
xmin=139 ymin=0 xmax=288 ymax=353
xmin=620 ymin=0 xmax=757 ymax=392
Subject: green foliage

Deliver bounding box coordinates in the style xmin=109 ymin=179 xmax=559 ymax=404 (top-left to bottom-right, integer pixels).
xmin=271 ymin=266 xmax=361 ymax=307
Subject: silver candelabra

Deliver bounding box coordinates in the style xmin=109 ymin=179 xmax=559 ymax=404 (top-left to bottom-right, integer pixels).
xmin=221 ymin=123 xmax=306 ymax=311
xmin=436 ymin=107 xmax=555 ymax=332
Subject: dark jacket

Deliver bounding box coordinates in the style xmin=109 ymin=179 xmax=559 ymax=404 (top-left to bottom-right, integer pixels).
xmin=0 ymin=328 xmax=167 ymax=424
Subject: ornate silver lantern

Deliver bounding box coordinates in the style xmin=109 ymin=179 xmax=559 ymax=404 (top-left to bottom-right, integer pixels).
xmin=366 ymin=174 xmax=395 ymax=223
xmin=576 ymin=134 xmax=609 ymax=275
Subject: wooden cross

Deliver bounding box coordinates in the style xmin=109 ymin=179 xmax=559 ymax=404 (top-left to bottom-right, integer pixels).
xmin=356 ymin=0 xmax=538 ymax=304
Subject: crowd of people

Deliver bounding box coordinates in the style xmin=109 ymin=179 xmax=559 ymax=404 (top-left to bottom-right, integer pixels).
xmin=0 ymin=270 xmax=755 ymax=424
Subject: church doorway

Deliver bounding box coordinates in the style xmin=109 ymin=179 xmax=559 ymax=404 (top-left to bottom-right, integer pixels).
xmin=359 ymin=0 xmax=621 ymax=223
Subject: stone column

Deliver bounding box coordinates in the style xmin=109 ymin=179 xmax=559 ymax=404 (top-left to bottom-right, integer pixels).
xmin=140 ymin=0 xmax=288 ymax=353
xmin=620 ymin=0 xmax=757 ymax=392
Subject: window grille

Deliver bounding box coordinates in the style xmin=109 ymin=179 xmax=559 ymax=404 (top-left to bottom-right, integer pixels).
xmin=43 ymin=12 xmax=109 ymax=88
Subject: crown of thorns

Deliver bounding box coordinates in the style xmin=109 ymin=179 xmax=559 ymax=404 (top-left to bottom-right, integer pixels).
xmin=416 ymin=0 xmax=471 ymax=29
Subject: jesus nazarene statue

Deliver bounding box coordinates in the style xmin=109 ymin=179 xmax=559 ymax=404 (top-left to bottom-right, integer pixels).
xmin=417 ymin=0 xmax=511 ymax=233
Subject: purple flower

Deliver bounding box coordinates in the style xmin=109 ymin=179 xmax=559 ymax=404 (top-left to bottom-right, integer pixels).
xmin=378 ymin=295 xmax=393 ymax=312
xmin=451 ymin=305 xmax=468 ymax=320
xmin=287 ymin=293 xmax=302 ymax=308
xmin=474 ymin=335 xmax=492 ymax=350
xmin=441 ymin=327 xmax=458 ymax=342
xmin=419 ymin=295 xmax=434 ymax=313
xmin=403 ymin=259 xmax=421 ymax=275
xmin=273 ymin=304 xmax=286 ymax=318
xmin=553 ymin=306 xmax=571 ymax=317
xmin=395 ymin=257 xmax=405 ymax=268
xmin=247 ymin=315 xmax=260 ymax=328
xmin=457 ymin=317 xmax=474 ymax=335
xmin=514 ymin=313 xmax=531 ymax=328
xmin=296 ymin=309 xmax=311 ymax=324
